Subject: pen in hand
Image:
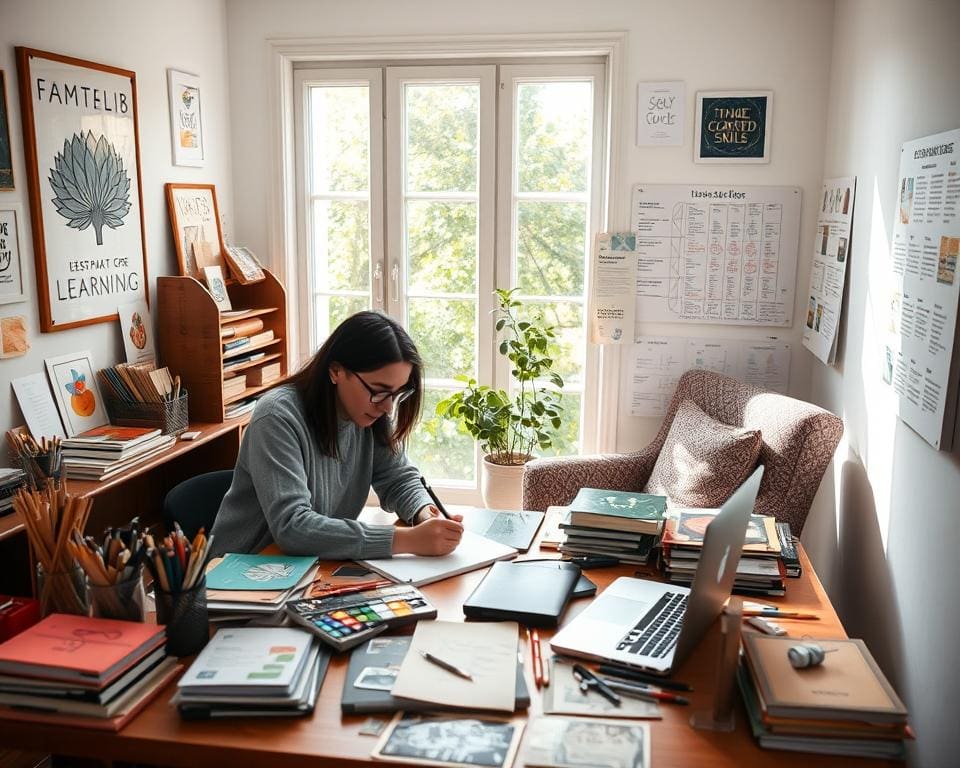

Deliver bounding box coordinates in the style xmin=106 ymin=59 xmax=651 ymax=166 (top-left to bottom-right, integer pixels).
xmin=420 ymin=650 xmax=474 ymax=680
xmin=420 ymin=476 xmax=452 ymax=520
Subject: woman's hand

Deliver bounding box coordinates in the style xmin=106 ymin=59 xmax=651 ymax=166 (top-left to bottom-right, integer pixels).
xmin=394 ymin=512 xmax=463 ymax=556
xmin=414 ymin=504 xmax=464 ymax=525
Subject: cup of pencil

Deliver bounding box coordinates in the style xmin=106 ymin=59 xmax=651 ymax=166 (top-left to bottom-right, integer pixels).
xmin=86 ymin=565 xmax=146 ymax=622
xmin=150 ymin=524 xmax=212 ymax=657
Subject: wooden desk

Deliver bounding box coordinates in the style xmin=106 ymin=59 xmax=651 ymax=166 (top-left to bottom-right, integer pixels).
xmin=0 ymin=418 xmax=249 ymax=595
xmin=0 ymin=536 xmax=897 ymax=768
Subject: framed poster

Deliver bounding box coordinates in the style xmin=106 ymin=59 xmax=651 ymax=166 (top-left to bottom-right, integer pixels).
xmin=224 ymin=244 xmax=265 ymax=284
xmin=15 ymin=48 xmax=148 ymax=332
xmin=165 ymin=183 xmax=227 ymax=279
xmin=167 ymin=69 xmax=204 ymax=167
xmin=0 ymin=204 xmax=26 ymax=304
xmin=695 ymin=90 xmax=772 ymax=163
xmin=0 ymin=71 xmax=13 ymax=189
xmin=44 ymin=349 xmax=108 ymax=437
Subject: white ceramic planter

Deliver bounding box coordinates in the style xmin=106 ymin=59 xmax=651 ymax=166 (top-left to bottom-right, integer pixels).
xmin=480 ymin=454 xmax=529 ymax=509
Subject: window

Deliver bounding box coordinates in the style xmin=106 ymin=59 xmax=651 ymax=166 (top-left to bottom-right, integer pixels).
xmin=295 ymin=60 xmax=606 ymax=500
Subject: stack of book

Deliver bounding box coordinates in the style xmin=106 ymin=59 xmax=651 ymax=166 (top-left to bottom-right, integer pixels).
xmin=224 ymin=395 xmax=262 ymax=419
xmin=222 ymin=329 xmax=275 ymax=358
xmin=558 ymin=488 xmax=666 ymax=565
xmin=660 ymin=509 xmax=787 ymax=596
xmin=60 ymin=426 xmax=176 ymax=481
xmin=0 ymin=468 xmax=26 ymax=516
xmin=204 ymin=553 xmax=318 ymax=623
xmin=173 ymin=626 xmax=328 ymax=719
xmin=777 ymin=521 xmax=802 ymax=577
xmin=739 ymin=633 xmax=911 ymax=759
xmin=222 ymin=373 xmax=248 ymax=400
xmin=220 ymin=315 xmax=264 ymax=341
xmin=0 ymin=614 xmax=178 ymax=731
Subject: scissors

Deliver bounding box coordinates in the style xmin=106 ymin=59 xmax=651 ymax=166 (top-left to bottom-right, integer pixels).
xmin=572 ymin=663 xmax=621 ymax=706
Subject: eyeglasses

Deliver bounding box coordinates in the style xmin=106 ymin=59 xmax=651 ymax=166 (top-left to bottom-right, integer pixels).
xmin=350 ymin=370 xmax=415 ymax=406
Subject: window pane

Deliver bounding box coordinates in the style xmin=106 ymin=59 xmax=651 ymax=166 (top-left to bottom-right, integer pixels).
xmin=539 ymin=391 xmax=581 ymax=457
xmin=406 ymin=84 xmax=479 ymax=193
xmin=408 ymin=298 xmax=476 ymax=380
xmin=517 ymin=81 xmax=592 ymax=194
xmin=310 ymin=85 xmax=369 ymax=193
xmin=314 ymin=294 xmax=369 ymax=343
xmin=406 ymin=201 xmax=477 ymax=294
xmin=516 ymin=201 xmax=586 ymax=296
xmin=519 ymin=300 xmax=585 ymax=386
xmin=408 ymin=388 xmax=476 ymax=482
xmin=312 ymin=200 xmax=369 ymax=293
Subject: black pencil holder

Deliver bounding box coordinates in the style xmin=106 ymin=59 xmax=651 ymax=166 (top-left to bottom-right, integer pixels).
xmin=155 ymin=576 xmax=209 ymax=657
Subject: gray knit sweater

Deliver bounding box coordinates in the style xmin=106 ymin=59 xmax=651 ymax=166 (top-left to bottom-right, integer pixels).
xmin=210 ymin=386 xmax=432 ymax=559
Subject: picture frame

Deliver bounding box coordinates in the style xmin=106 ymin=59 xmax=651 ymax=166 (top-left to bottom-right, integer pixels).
xmin=0 ymin=71 xmax=13 ymax=190
xmin=44 ymin=349 xmax=109 ymax=437
xmin=167 ymin=69 xmax=204 ymax=167
xmin=694 ymin=90 xmax=772 ymax=164
xmin=165 ymin=182 xmax=227 ymax=280
xmin=224 ymin=244 xmax=266 ymax=284
xmin=15 ymin=48 xmax=149 ymax=333
xmin=0 ymin=203 xmax=27 ymax=305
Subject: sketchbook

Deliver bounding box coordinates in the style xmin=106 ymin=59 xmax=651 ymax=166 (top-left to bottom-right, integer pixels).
xmin=356 ymin=530 xmax=516 ymax=586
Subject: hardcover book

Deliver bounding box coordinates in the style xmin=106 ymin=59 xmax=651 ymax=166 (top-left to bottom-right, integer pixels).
xmin=205 ymin=553 xmax=317 ymax=591
xmin=568 ymin=488 xmax=667 ymax=534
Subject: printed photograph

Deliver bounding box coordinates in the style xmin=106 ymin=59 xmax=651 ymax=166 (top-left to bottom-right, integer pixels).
xmin=899 ymin=177 xmax=914 ymax=224
xmin=837 ymin=236 xmax=848 ymax=263
xmin=372 ymin=713 xmax=523 ymax=768
xmin=806 ymin=296 xmax=816 ymax=329
xmin=820 ymin=224 xmax=829 ymax=256
xmin=815 ymin=303 xmax=823 ymax=332
xmin=355 ymin=665 xmax=399 ymax=691
xmin=522 ymin=716 xmax=650 ymax=768
xmin=937 ymin=236 xmax=958 ymax=285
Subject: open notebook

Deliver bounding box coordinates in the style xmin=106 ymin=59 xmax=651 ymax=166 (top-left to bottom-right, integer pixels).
xmin=357 ymin=530 xmax=516 ymax=586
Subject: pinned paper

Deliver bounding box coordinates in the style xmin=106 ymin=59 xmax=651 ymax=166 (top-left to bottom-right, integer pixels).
xmin=0 ymin=315 xmax=28 ymax=358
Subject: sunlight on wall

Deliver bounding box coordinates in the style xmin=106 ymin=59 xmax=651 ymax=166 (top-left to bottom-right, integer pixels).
xmin=854 ymin=175 xmax=900 ymax=551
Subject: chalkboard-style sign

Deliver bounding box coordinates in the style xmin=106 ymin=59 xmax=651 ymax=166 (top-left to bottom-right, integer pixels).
xmin=695 ymin=91 xmax=772 ymax=163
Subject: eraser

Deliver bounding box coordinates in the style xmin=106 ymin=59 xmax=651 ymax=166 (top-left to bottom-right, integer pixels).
xmin=180 ymin=430 xmax=202 ymax=441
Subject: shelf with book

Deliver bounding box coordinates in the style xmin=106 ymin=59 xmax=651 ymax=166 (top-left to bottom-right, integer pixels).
xmin=158 ymin=269 xmax=288 ymax=423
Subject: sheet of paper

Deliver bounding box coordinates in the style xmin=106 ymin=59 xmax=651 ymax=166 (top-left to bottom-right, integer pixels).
xmin=391 ymin=620 xmax=518 ymax=712
xmin=11 ymin=372 xmax=66 ymax=439
xmin=589 ymin=232 xmax=638 ymax=343
xmin=118 ymin=299 xmax=156 ymax=366
xmin=637 ymin=81 xmax=684 ymax=146
xmin=358 ymin=530 xmax=516 ymax=587
xmin=543 ymin=657 xmax=661 ymax=718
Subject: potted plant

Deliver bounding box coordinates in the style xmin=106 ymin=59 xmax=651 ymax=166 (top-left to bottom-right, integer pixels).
xmin=436 ymin=288 xmax=564 ymax=508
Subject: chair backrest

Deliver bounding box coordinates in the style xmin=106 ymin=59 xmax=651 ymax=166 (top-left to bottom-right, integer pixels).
xmin=653 ymin=370 xmax=843 ymax=534
xmin=162 ymin=469 xmax=234 ymax=539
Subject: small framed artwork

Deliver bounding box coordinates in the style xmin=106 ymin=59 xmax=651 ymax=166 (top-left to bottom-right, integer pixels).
xmin=372 ymin=713 xmax=523 ymax=768
xmin=0 ymin=71 xmax=13 ymax=189
xmin=16 ymin=48 xmax=149 ymax=332
xmin=165 ymin=183 xmax=227 ymax=280
xmin=44 ymin=350 xmax=109 ymax=437
xmin=167 ymin=69 xmax=204 ymax=167
xmin=224 ymin=245 xmax=266 ymax=284
xmin=203 ymin=265 xmax=233 ymax=311
xmin=695 ymin=90 xmax=772 ymax=163
xmin=0 ymin=204 xmax=26 ymax=305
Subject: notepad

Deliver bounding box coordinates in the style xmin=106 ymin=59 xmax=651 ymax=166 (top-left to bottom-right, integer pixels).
xmin=356 ymin=530 xmax=516 ymax=587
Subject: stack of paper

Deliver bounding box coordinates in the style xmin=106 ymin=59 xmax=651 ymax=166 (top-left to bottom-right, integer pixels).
xmin=0 ymin=614 xmax=178 ymax=731
xmin=174 ymin=627 xmax=329 ymax=719
xmin=60 ymin=426 xmax=175 ymax=481
xmin=204 ymin=553 xmax=318 ymax=622
xmin=0 ymin=468 xmax=26 ymax=515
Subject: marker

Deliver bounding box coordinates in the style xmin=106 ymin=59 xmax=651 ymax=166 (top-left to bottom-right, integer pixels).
xmin=419 ymin=476 xmax=452 ymax=519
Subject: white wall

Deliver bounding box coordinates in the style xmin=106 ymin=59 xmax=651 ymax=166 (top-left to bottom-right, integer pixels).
xmin=223 ymin=0 xmax=835 ymax=450
xmin=0 ymin=0 xmax=233 ymax=438
xmin=804 ymin=2 xmax=960 ymax=766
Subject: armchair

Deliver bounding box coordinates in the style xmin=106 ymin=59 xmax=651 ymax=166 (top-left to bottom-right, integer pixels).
xmin=523 ymin=369 xmax=843 ymax=534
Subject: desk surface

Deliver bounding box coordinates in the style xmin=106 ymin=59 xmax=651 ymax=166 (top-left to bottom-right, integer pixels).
xmin=0 ymin=523 xmax=897 ymax=768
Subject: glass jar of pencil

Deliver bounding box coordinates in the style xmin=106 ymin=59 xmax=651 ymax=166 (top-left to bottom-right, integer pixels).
xmin=85 ymin=566 xmax=146 ymax=622
xmin=35 ymin=562 xmax=88 ymax=617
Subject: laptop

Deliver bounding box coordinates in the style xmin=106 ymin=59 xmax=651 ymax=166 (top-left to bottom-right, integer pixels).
xmin=549 ymin=465 xmax=764 ymax=675
xmin=455 ymin=506 xmax=545 ymax=552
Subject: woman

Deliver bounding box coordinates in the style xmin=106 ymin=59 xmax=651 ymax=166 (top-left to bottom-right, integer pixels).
xmin=211 ymin=311 xmax=463 ymax=560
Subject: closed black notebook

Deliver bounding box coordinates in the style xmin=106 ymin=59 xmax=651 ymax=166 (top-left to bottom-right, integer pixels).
xmin=341 ymin=635 xmax=529 ymax=714
xmin=462 ymin=560 xmax=581 ymax=627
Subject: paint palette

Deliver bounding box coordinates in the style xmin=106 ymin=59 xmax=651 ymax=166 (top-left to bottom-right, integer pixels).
xmin=284 ymin=584 xmax=437 ymax=651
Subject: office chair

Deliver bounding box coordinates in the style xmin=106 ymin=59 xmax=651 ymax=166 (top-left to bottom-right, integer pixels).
xmin=162 ymin=469 xmax=234 ymax=539
xmin=523 ymin=369 xmax=843 ymax=535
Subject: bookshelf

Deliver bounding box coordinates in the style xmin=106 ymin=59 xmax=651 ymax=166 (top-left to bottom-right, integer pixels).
xmin=157 ymin=270 xmax=288 ymax=422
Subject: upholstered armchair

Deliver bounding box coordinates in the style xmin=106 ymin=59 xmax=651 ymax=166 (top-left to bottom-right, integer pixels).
xmin=523 ymin=369 xmax=843 ymax=534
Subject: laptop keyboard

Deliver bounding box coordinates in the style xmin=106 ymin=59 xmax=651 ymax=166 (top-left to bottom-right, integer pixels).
xmin=616 ymin=591 xmax=687 ymax=658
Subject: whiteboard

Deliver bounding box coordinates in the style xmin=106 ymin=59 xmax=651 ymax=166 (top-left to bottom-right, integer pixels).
xmin=631 ymin=184 xmax=801 ymax=329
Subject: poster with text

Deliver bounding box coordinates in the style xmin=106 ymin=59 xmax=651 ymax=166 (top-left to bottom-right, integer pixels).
xmin=802 ymin=177 xmax=856 ymax=364
xmin=630 ymin=184 xmax=801 ymax=330
xmin=880 ymin=128 xmax=960 ymax=450
xmin=637 ymin=81 xmax=684 ymax=146
xmin=589 ymin=232 xmax=638 ymax=343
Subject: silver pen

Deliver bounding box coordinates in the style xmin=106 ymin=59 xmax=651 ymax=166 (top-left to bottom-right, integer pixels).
xmin=420 ymin=650 xmax=474 ymax=680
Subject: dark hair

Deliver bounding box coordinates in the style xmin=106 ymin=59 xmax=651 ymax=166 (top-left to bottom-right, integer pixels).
xmin=289 ymin=311 xmax=423 ymax=458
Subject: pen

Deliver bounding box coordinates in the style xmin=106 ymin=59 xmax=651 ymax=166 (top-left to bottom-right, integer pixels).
xmin=596 ymin=664 xmax=693 ymax=692
xmin=741 ymin=609 xmax=819 ymax=620
xmin=419 ymin=476 xmax=452 ymax=520
xmin=420 ymin=650 xmax=473 ymax=680
xmin=602 ymin=678 xmax=689 ymax=705
xmin=572 ymin=663 xmax=621 ymax=707
xmin=528 ymin=628 xmax=545 ymax=689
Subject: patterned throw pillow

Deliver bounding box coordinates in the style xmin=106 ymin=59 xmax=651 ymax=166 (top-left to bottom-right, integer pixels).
xmin=644 ymin=399 xmax=762 ymax=507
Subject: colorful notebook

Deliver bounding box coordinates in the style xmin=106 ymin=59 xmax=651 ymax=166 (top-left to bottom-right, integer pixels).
xmin=205 ymin=553 xmax=317 ymax=591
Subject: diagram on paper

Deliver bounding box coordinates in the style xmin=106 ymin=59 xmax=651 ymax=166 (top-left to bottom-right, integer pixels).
xmin=631 ymin=184 xmax=801 ymax=328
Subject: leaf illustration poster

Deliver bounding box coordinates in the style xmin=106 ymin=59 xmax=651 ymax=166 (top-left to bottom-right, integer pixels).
xmin=16 ymin=48 xmax=147 ymax=332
